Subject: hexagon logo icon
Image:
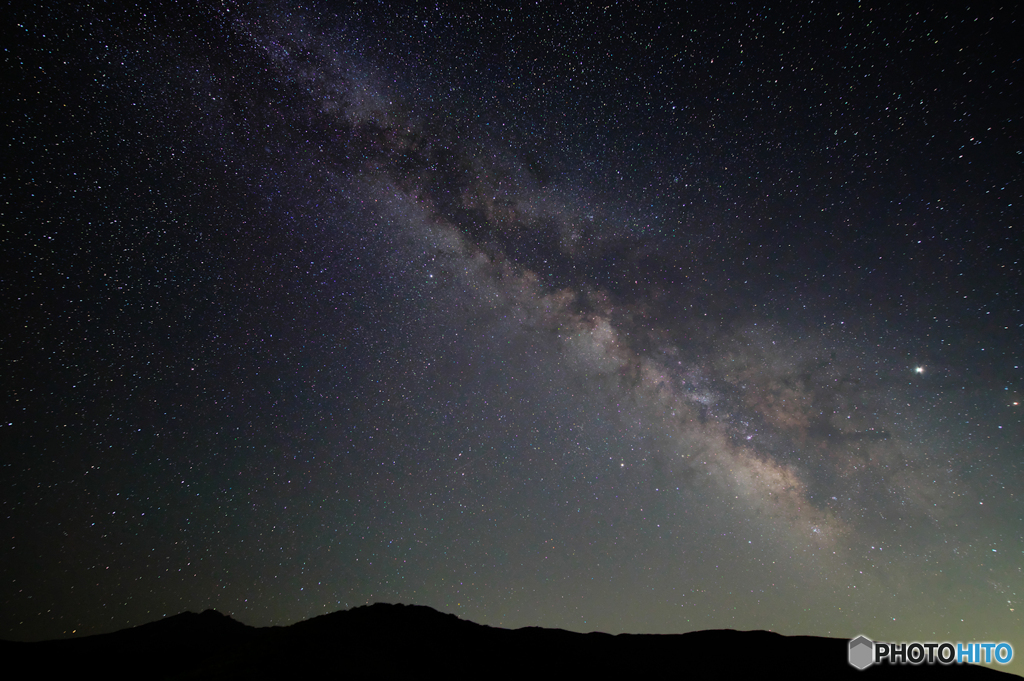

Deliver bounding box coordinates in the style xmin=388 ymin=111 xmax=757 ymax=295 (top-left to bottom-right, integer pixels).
xmin=849 ymin=635 xmax=874 ymax=670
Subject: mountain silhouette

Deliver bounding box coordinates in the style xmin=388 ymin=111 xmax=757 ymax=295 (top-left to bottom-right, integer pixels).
xmin=1 ymin=603 xmax=1015 ymax=678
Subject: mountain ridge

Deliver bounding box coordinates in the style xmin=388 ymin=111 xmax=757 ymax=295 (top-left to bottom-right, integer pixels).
xmin=2 ymin=603 xmax=1016 ymax=679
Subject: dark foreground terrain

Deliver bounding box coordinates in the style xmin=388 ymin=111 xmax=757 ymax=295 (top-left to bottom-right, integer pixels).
xmin=1 ymin=603 xmax=1016 ymax=679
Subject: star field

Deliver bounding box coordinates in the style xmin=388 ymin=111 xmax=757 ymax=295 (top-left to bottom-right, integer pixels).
xmin=4 ymin=1 xmax=1022 ymax=673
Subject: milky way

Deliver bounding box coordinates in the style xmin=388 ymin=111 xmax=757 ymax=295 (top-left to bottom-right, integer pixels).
xmin=5 ymin=1 xmax=1022 ymax=672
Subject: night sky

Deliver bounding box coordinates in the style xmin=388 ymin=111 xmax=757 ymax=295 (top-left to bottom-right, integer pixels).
xmin=5 ymin=0 xmax=1022 ymax=671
